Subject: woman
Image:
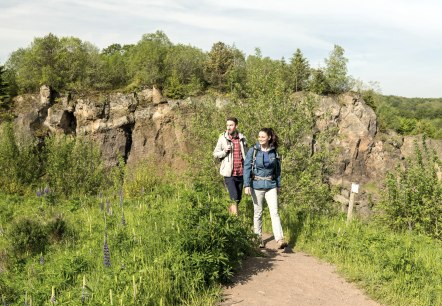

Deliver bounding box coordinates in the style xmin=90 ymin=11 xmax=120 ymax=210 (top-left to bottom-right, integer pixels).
xmin=244 ymin=128 xmax=288 ymax=249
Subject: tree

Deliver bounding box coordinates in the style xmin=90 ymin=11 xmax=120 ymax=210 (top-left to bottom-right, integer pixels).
xmin=163 ymin=44 xmax=206 ymax=98
xmin=204 ymin=42 xmax=236 ymax=92
xmin=324 ymin=45 xmax=350 ymax=94
xmin=289 ymin=49 xmax=310 ymax=92
xmin=126 ymin=31 xmax=172 ymax=89
xmin=0 ymin=66 xmax=9 ymax=107
xmin=308 ymin=68 xmax=328 ymax=95
xmin=5 ymin=33 xmax=103 ymax=93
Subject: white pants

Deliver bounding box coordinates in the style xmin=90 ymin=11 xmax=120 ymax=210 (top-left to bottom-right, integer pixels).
xmin=251 ymin=188 xmax=284 ymax=241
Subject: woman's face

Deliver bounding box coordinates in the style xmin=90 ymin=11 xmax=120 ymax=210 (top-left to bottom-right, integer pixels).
xmin=258 ymin=131 xmax=271 ymax=146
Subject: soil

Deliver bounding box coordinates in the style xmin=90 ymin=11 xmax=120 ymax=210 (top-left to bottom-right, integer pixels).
xmin=219 ymin=234 xmax=382 ymax=306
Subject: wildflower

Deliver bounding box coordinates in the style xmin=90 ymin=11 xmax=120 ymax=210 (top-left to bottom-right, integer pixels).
xmin=50 ymin=286 xmax=56 ymax=304
xmin=36 ymin=188 xmax=42 ymax=197
xmin=81 ymin=276 xmax=87 ymax=305
xmin=99 ymin=199 xmax=104 ymax=211
xmin=40 ymin=254 xmax=45 ymax=265
xmin=106 ymin=199 xmax=111 ymax=215
xmin=121 ymin=211 xmax=126 ymax=226
xmin=44 ymin=186 xmax=50 ymax=195
xmin=103 ymin=236 xmax=111 ymax=267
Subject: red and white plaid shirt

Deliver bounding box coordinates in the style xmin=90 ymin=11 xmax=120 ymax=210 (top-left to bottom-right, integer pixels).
xmin=229 ymin=134 xmax=244 ymax=176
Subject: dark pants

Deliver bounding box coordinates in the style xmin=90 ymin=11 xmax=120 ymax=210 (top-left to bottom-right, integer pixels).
xmin=224 ymin=176 xmax=244 ymax=204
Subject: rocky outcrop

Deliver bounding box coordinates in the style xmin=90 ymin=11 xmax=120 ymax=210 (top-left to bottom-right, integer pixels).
xmin=12 ymin=87 xmax=442 ymax=215
xmin=313 ymin=93 xmax=442 ymax=215
xmin=13 ymin=86 xmax=190 ymax=168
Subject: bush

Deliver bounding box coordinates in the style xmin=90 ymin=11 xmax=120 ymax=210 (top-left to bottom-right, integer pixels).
xmin=0 ymin=123 xmax=42 ymax=194
xmin=376 ymin=137 xmax=442 ymax=239
xmin=45 ymin=135 xmax=106 ymax=197
xmin=8 ymin=218 xmax=48 ymax=257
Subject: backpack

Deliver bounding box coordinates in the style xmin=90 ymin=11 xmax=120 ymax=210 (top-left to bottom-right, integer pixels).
xmin=250 ymin=146 xmax=280 ymax=180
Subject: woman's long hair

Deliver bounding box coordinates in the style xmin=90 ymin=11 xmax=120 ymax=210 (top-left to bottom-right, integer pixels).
xmin=260 ymin=128 xmax=279 ymax=149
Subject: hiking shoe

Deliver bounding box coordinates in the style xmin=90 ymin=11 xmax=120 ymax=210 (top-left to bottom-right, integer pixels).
xmin=277 ymin=240 xmax=288 ymax=249
xmin=259 ymin=239 xmax=265 ymax=248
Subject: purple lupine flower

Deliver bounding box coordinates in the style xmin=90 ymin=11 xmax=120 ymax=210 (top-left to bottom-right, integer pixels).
xmin=121 ymin=211 xmax=126 ymax=226
xmin=81 ymin=286 xmax=86 ymax=305
xmin=50 ymin=286 xmax=56 ymax=304
xmin=44 ymin=186 xmax=50 ymax=195
xmin=40 ymin=254 xmax=45 ymax=265
xmin=99 ymin=199 xmax=104 ymax=211
xmin=106 ymin=199 xmax=111 ymax=215
xmin=36 ymin=188 xmax=42 ymax=197
xmin=103 ymin=237 xmax=111 ymax=267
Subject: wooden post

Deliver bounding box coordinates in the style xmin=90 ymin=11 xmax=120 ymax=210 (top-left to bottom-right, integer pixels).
xmin=347 ymin=182 xmax=359 ymax=224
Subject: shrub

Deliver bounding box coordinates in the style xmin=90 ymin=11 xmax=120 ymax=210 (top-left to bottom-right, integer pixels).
xmin=376 ymin=136 xmax=442 ymax=239
xmin=8 ymin=218 xmax=48 ymax=257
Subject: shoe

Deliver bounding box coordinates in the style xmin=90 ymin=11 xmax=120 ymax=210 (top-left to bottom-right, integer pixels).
xmin=259 ymin=239 xmax=265 ymax=248
xmin=277 ymin=240 xmax=288 ymax=249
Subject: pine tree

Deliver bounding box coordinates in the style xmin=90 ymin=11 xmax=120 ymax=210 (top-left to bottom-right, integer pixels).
xmin=0 ymin=65 xmax=10 ymax=108
xmin=289 ymin=49 xmax=310 ymax=92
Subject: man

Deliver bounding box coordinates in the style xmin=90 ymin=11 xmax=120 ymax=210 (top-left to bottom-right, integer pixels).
xmin=213 ymin=117 xmax=247 ymax=215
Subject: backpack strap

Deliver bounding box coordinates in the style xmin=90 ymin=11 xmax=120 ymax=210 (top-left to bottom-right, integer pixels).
xmin=250 ymin=146 xmax=258 ymax=179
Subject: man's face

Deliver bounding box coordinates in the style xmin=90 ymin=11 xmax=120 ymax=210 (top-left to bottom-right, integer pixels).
xmin=226 ymin=120 xmax=237 ymax=135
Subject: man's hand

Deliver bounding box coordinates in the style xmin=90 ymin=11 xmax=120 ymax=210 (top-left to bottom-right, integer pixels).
xmin=224 ymin=144 xmax=231 ymax=153
xmin=245 ymin=187 xmax=251 ymax=195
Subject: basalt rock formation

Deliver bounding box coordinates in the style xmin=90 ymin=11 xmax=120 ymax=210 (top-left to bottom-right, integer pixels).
xmin=12 ymin=86 xmax=442 ymax=214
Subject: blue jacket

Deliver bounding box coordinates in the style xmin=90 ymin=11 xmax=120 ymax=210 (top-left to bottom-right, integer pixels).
xmin=243 ymin=143 xmax=281 ymax=189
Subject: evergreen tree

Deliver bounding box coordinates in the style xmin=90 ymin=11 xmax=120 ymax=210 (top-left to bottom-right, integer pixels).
xmin=204 ymin=42 xmax=235 ymax=92
xmin=289 ymin=48 xmax=310 ymax=92
xmin=308 ymin=68 xmax=328 ymax=95
xmin=324 ymin=44 xmax=350 ymax=94
xmin=0 ymin=65 xmax=9 ymax=107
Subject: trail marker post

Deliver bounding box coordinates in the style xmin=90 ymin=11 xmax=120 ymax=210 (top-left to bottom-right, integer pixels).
xmin=347 ymin=182 xmax=359 ymax=224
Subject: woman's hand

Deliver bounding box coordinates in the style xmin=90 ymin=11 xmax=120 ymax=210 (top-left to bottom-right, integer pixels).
xmin=245 ymin=187 xmax=251 ymax=195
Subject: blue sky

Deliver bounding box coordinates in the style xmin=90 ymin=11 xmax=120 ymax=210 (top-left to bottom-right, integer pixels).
xmin=1 ymin=0 xmax=441 ymax=98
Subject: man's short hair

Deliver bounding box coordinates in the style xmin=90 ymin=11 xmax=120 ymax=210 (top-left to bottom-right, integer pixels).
xmin=226 ymin=117 xmax=238 ymax=125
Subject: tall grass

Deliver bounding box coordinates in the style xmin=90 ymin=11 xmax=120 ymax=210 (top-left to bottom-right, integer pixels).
xmin=295 ymin=215 xmax=442 ymax=306
xmin=0 ymin=166 xmax=256 ymax=305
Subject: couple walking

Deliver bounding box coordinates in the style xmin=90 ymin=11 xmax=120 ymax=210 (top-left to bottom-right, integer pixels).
xmin=213 ymin=117 xmax=288 ymax=249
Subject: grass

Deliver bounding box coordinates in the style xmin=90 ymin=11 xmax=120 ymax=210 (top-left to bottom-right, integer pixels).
xmin=0 ymin=182 xmax=256 ymax=305
xmin=294 ymin=214 xmax=442 ymax=306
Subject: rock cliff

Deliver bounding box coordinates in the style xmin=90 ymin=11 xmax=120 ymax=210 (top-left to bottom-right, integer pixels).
xmin=12 ymin=86 xmax=442 ymax=214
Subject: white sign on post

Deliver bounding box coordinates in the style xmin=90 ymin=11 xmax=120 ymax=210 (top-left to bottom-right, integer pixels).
xmin=351 ymin=183 xmax=359 ymax=194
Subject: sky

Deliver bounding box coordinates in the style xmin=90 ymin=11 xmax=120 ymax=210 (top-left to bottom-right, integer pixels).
xmin=1 ymin=0 xmax=441 ymax=98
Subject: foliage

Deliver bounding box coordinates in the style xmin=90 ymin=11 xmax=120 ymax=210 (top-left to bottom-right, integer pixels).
xmin=296 ymin=216 xmax=442 ymax=306
xmin=45 ymin=135 xmax=106 ymax=197
xmin=308 ymin=68 xmax=328 ymax=95
xmin=204 ymin=42 xmax=239 ymax=92
xmin=364 ymin=91 xmax=442 ymax=138
xmin=289 ymin=48 xmax=310 ymax=92
xmin=0 ymin=164 xmax=255 ymax=305
xmin=324 ymin=45 xmax=350 ymax=94
xmin=8 ymin=217 xmax=49 ymax=257
xmin=376 ymin=137 xmax=442 ymax=239
xmin=0 ymin=123 xmax=43 ymax=194
xmin=5 ymin=33 xmax=102 ymax=93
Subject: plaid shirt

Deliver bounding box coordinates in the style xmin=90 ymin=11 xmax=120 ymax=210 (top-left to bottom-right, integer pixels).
xmin=229 ymin=134 xmax=244 ymax=176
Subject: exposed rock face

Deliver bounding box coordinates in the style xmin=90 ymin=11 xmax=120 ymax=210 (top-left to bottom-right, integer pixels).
xmin=314 ymin=93 xmax=442 ymax=215
xmin=13 ymin=86 xmax=190 ymax=168
xmin=12 ymin=87 xmax=442 ymax=215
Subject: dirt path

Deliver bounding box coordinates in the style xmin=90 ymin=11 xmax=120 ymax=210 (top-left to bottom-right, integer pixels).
xmin=220 ymin=234 xmax=381 ymax=306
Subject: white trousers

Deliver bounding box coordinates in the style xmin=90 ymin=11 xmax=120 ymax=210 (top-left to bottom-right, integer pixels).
xmin=251 ymin=188 xmax=284 ymax=241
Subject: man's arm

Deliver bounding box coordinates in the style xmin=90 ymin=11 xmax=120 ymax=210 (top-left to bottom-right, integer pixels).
xmin=213 ymin=136 xmax=227 ymax=160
